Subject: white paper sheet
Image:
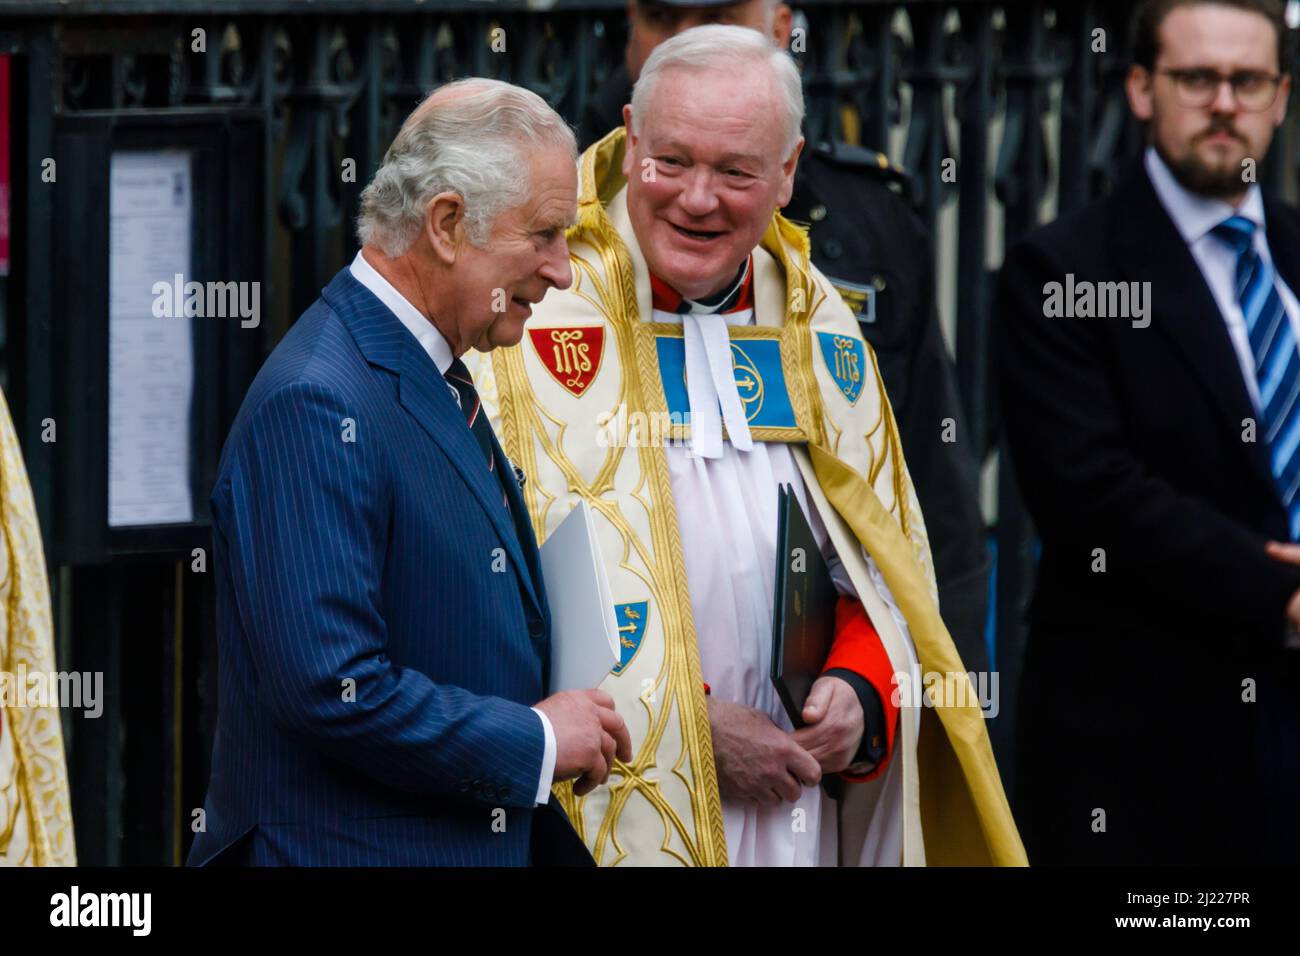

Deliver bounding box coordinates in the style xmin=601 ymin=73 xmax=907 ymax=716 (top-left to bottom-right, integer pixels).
xmin=540 ymin=500 xmax=620 ymax=691
xmin=108 ymin=150 xmax=195 ymax=527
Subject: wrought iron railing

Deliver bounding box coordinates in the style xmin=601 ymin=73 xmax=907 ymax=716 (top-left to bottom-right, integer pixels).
xmin=2 ymin=0 xmax=1297 ymax=863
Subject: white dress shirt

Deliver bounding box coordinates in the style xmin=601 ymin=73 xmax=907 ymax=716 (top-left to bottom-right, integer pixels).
xmin=1145 ymin=147 xmax=1300 ymax=411
xmin=349 ymin=250 xmax=557 ymax=807
xmin=654 ymin=292 xmax=913 ymax=866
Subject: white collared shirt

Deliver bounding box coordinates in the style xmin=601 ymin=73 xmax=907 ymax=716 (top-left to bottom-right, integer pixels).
xmin=1145 ymin=147 xmax=1300 ymax=410
xmin=348 ymin=249 xmax=557 ymax=807
xmin=350 ymin=249 xmax=456 ymax=378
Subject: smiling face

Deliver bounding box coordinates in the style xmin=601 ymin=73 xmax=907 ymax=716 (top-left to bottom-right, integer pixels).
xmin=1127 ymin=3 xmax=1290 ymax=201
xmin=622 ymin=64 xmax=800 ymax=300
xmin=452 ymin=145 xmax=577 ymax=352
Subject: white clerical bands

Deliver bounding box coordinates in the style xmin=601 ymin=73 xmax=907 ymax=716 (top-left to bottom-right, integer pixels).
xmin=681 ymin=310 xmax=755 ymax=459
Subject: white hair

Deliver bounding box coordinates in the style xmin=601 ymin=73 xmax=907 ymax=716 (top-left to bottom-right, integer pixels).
xmin=629 ymin=24 xmax=804 ymax=157
xmin=357 ymin=77 xmax=577 ymax=256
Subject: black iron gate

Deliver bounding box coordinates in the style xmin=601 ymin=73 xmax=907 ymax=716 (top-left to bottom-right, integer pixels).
xmin=1 ymin=0 xmax=1295 ymax=864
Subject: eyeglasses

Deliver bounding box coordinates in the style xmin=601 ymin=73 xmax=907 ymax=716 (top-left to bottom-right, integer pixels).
xmin=1159 ymin=68 xmax=1284 ymax=111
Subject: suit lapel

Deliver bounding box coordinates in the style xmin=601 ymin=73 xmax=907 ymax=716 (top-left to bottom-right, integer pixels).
xmin=397 ymin=350 xmax=543 ymax=617
xmin=490 ymin=430 xmax=546 ymax=610
xmin=322 ymin=268 xmax=543 ymax=619
xmin=1109 ymin=164 xmax=1277 ymax=493
xmin=490 ymin=428 xmax=551 ymax=660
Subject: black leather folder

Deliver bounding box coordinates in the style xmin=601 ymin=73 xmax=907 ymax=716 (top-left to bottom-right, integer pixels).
xmin=770 ymin=483 xmax=837 ymax=729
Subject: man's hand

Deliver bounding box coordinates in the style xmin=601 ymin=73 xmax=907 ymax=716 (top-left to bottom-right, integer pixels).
xmin=1263 ymin=543 xmax=1300 ymax=648
xmin=791 ymin=675 xmax=865 ymax=775
xmin=1266 ymin=541 xmax=1300 ymax=566
xmin=708 ymin=697 xmax=821 ymax=806
xmin=534 ymin=689 xmax=632 ymax=797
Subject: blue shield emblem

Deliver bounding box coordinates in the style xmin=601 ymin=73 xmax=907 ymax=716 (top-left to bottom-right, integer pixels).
xmin=817 ymin=331 xmax=866 ymax=405
xmin=611 ymin=601 xmax=649 ymax=676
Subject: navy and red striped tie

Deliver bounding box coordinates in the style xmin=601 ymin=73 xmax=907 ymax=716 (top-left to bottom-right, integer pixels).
xmin=445 ymin=358 xmax=508 ymax=507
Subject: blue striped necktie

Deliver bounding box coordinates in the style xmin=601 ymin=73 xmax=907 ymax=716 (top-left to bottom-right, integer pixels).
xmin=1212 ymin=214 xmax=1300 ymax=539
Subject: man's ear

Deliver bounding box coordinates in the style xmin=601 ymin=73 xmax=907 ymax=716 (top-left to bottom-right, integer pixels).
xmin=424 ymin=191 xmax=466 ymax=265
xmin=1126 ymin=64 xmax=1155 ymax=123
xmin=772 ymin=3 xmax=794 ymax=48
xmin=621 ymin=104 xmax=637 ymax=180
xmin=777 ymin=137 xmax=805 ymax=207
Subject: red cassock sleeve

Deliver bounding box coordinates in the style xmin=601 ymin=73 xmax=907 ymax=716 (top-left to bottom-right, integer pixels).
xmin=822 ymin=595 xmax=899 ymax=783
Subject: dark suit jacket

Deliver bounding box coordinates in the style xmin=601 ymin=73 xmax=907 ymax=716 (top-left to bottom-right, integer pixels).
xmin=188 ymin=267 xmax=586 ymax=866
xmin=995 ymin=159 xmax=1300 ymax=864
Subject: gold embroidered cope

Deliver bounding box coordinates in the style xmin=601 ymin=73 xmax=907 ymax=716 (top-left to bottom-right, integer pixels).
xmin=467 ymin=128 xmax=1026 ymax=867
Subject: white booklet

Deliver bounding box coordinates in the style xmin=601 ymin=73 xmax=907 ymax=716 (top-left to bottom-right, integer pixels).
xmin=539 ymin=500 xmax=621 ymax=691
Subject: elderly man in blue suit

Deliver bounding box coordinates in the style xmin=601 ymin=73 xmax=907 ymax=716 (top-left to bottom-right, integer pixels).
xmin=188 ymin=78 xmax=632 ymax=866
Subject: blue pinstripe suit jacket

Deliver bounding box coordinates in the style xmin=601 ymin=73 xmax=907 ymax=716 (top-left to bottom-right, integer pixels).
xmin=188 ymin=267 xmax=556 ymax=866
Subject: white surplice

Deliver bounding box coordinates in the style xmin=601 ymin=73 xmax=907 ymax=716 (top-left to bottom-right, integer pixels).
xmin=655 ymin=298 xmax=915 ymax=866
